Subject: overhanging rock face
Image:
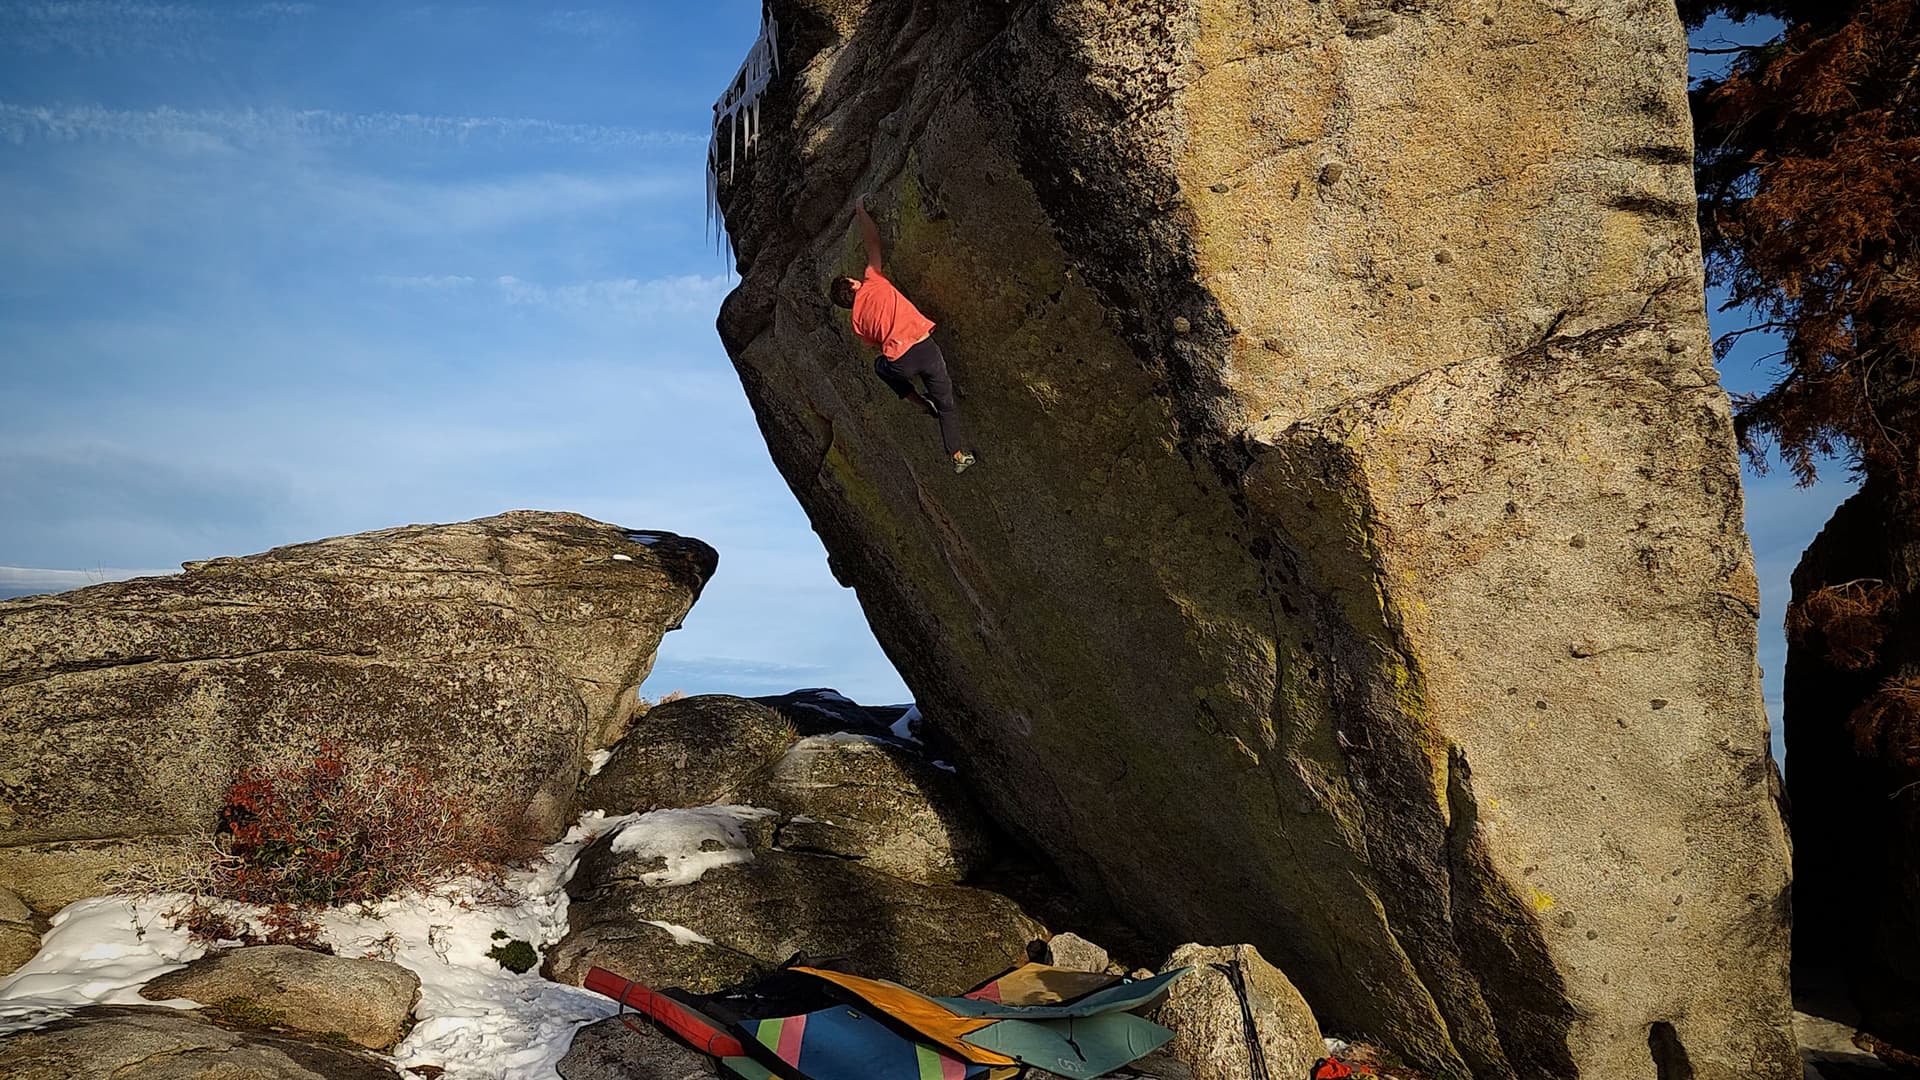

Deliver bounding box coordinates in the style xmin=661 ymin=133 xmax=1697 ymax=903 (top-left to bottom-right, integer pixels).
xmin=715 ymin=2 xmax=1795 ymax=1076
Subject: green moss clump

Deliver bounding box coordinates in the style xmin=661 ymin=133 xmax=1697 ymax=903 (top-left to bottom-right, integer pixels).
xmin=208 ymin=996 xmax=287 ymax=1030
xmin=487 ymin=937 xmax=538 ymax=974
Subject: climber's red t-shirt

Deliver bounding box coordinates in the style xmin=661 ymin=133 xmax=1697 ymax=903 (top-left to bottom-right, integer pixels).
xmin=850 ymin=267 xmax=936 ymax=360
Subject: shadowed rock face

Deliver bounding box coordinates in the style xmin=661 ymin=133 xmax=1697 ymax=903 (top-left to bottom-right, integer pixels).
xmin=0 ymin=511 xmax=716 ymax=912
xmin=1786 ymin=487 xmax=1920 ymax=1042
xmin=714 ymin=1 xmax=1794 ymax=1076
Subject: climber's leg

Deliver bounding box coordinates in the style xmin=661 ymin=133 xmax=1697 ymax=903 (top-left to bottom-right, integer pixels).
xmin=896 ymin=339 xmax=967 ymax=458
xmin=872 ymin=354 xmax=918 ymax=399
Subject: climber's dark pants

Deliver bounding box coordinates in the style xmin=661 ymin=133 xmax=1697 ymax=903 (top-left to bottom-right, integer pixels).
xmin=873 ymin=337 xmax=966 ymax=456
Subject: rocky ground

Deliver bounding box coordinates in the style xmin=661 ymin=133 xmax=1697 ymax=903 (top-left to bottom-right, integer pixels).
xmin=0 ymin=685 xmax=1901 ymax=1078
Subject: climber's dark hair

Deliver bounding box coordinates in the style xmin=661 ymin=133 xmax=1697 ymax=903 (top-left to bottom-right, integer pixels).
xmin=829 ymin=277 xmax=858 ymax=309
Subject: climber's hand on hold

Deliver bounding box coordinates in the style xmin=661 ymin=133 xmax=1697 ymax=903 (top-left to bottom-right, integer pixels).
xmin=855 ymin=193 xmax=883 ymax=272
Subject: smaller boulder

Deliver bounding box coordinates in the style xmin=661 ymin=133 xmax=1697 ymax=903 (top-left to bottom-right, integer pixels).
xmin=582 ymin=695 xmax=796 ymax=813
xmin=140 ymin=944 xmax=420 ymax=1050
xmin=0 ymin=1005 xmax=394 ymax=1079
xmin=0 ymin=887 xmax=41 ymax=977
xmin=748 ymin=734 xmax=996 ymax=884
xmin=1045 ymin=932 xmax=1110 ymax=973
xmin=554 ymin=835 xmax=1042 ymax=997
xmin=557 ymin=1015 xmax=718 ymax=1080
xmin=1152 ymin=944 xmax=1321 ymax=1080
xmin=0 ymin=922 xmax=40 ymax=978
xmin=542 ymin=921 xmax=767 ymax=994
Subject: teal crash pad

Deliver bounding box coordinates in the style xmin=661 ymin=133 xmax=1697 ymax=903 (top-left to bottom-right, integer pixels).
xmin=962 ymin=1010 xmax=1175 ymax=1079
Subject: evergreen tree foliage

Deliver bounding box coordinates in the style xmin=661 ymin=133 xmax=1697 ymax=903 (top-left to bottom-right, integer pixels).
xmin=1686 ymin=0 xmax=1920 ymax=485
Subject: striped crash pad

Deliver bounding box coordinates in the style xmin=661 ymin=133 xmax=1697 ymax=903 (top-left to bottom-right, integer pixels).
xmin=963 ymin=963 xmax=1122 ymax=1006
xmin=790 ymin=967 xmax=1012 ymax=1066
xmin=741 ymin=1006 xmax=994 ymax=1080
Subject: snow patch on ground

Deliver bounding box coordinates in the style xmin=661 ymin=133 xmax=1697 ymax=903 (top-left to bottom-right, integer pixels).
xmin=0 ymin=895 xmax=205 ymax=1034
xmin=606 ymin=805 xmax=778 ymax=887
xmin=0 ymin=810 xmax=653 ymax=1079
xmin=642 ymin=920 xmax=715 ymax=946
xmin=889 ymin=703 xmax=921 ymax=743
xmin=610 ymin=553 xmax=633 ymax=562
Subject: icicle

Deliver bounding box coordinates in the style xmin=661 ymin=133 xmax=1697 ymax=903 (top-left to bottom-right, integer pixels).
xmin=708 ymin=7 xmax=781 ymax=272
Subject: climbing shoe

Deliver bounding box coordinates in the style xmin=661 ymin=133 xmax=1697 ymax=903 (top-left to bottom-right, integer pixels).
xmin=952 ymin=451 xmax=976 ymax=474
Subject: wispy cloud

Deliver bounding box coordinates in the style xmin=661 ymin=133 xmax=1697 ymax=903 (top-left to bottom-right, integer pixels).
xmin=0 ymin=565 xmax=178 ymax=593
xmin=374 ymin=274 xmax=477 ymax=290
xmin=491 ymin=274 xmax=731 ymax=317
xmin=375 ymin=272 xmax=730 ymax=318
xmin=539 ymin=9 xmax=634 ymax=38
xmin=0 ymin=2 xmax=312 ymax=57
xmin=0 ymin=102 xmax=701 ymax=152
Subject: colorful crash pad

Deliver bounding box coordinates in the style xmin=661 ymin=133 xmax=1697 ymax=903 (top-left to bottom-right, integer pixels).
xmin=722 ymin=1057 xmax=777 ymax=1080
xmin=963 ymin=962 xmax=1122 ymax=1006
xmin=960 ymin=1010 xmax=1175 ymax=1079
xmin=940 ymin=967 xmax=1191 ymax=1020
xmin=582 ymin=966 xmax=747 ymax=1057
xmin=791 ymin=967 xmax=1013 ymax=1066
xmin=742 ymin=1006 xmax=992 ymax=1080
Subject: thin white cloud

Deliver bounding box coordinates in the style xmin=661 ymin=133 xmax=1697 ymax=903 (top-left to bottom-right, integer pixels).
xmin=0 ymin=565 xmax=178 ymax=591
xmin=0 ymin=102 xmax=701 ymax=152
xmin=491 ymin=274 xmax=731 ymax=317
xmin=374 ymin=274 xmax=476 ymax=290
xmin=1 ymin=2 xmax=311 ymax=56
xmin=540 ymin=9 xmax=634 ymax=37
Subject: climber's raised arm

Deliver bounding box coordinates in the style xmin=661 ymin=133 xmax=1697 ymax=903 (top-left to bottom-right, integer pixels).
xmin=854 ymin=195 xmax=883 ymax=273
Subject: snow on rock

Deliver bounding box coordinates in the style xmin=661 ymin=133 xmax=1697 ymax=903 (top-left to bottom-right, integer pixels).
xmin=332 ymin=809 xmax=639 ymax=1080
xmin=584 ymin=748 xmax=614 ymax=778
xmin=642 ymin=920 xmax=715 ymax=946
xmin=0 ymin=895 xmax=205 ymax=1035
xmin=605 ymin=804 xmax=778 ymax=887
xmin=890 ymin=703 xmax=922 ymax=743
xmin=0 ymin=810 xmax=651 ymax=1080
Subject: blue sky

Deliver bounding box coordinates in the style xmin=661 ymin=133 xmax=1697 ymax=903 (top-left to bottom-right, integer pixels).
xmin=0 ymin=5 xmax=1840 ymax=755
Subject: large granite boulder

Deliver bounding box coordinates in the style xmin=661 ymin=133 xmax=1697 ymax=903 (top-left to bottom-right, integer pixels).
xmin=0 ymin=1005 xmax=395 ymax=1079
xmin=713 ymin=1 xmax=1794 ymax=1076
xmin=0 ymin=511 xmax=716 ymax=913
xmin=746 ymin=734 xmax=996 ymax=884
xmin=545 ymin=808 xmax=1041 ymax=996
xmin=581 ymin=695 xmax=797 ymax=814
xmin=139 ymin=944 xmax=420 ymax=1050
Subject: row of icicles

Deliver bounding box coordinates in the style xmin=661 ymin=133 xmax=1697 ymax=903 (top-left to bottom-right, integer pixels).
xmin=707 ymin=7 xmax=780 ymax=271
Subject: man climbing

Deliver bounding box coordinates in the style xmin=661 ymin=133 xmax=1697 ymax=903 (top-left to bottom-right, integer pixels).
xmin=830 ymin=195 xmax=976 ymax=474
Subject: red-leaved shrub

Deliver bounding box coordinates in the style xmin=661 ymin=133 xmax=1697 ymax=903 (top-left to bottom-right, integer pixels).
xmin=210 ymin=742 xmax=518 ymax=906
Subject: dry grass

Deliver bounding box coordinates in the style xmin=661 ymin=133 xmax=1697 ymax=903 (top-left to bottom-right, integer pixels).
xmin=1787 ymin=579 xmax=1898 ymax=671
xmin=113 ymin=740 xmax=528 ymax=944
xmin=634 ymin=689 xmax=686 ymax=717
xmin=1851 ymin=675 xmax=1920 ymax=771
